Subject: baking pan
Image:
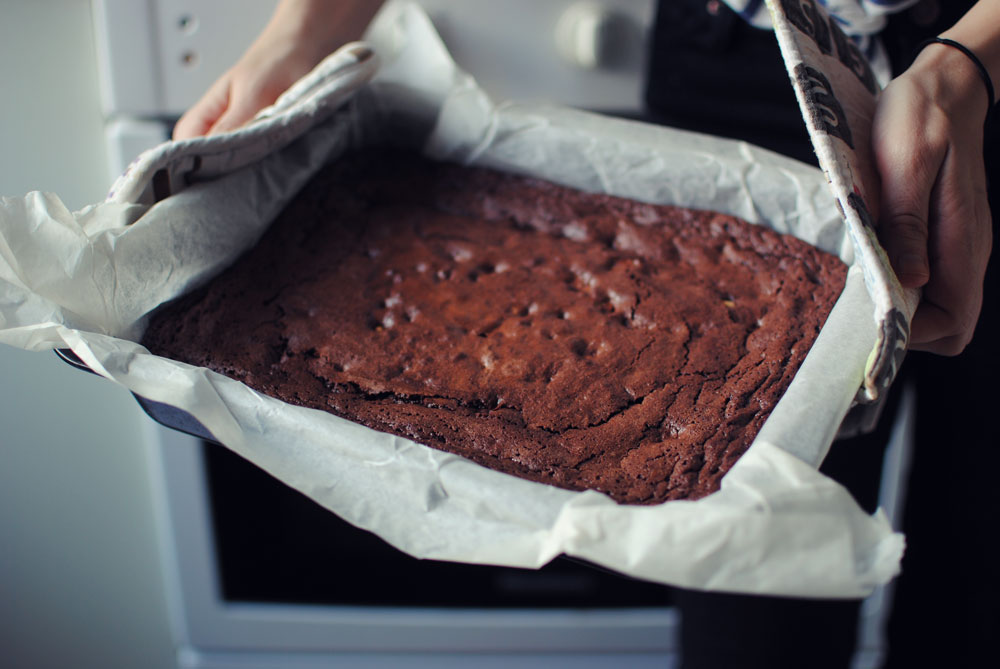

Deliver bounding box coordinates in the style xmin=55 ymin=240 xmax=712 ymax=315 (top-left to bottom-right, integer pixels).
xmin=1 ymin=3 xmax=903 ymax=596
xmin=54 ymin=348 xmax=217 ymax=442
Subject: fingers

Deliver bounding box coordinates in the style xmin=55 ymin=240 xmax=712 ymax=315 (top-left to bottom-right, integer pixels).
xmin=175 ymin=47 xmax=309 ymax=139
xmin=173 ymin=76 xmax=231 ymax=140
xmin=172 ymin=0 xmax=349 ymax=142
xmin=909 ymin=301 xmax=983 ymax=355
xmin=205 ymin=90 xmax=266 ymax=136
xmin=207 ymin=70 xmax=296 ymax=136
xmin=172 ymin=68 xmax=281 ymax=139
xmin=871 ymin=86 xmax=941 ymax=289
xmin=908 ymin=158 xmax=992 ymax=354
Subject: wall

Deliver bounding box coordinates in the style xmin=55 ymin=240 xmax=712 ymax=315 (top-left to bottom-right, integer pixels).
xmin=0 ymin=1 xmax=175 ymax=667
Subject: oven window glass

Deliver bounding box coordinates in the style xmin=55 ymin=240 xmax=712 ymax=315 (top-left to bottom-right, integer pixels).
xmin=204 ymin=441 xmax=673 ymax=608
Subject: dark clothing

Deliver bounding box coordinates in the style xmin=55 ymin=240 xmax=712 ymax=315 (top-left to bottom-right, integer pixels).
xmin=645 ymin=1 xmax=999 ymax=667
xmin=646 ymin=1 xmax=814 ymax=164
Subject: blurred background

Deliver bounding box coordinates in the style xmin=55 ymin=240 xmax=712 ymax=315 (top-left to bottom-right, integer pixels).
xmin=0 ymin=2 xmax=175 ymax=668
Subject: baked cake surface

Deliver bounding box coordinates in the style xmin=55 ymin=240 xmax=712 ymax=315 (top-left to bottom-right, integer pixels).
xmin=141 ymin=151 xmax=846 ymax=504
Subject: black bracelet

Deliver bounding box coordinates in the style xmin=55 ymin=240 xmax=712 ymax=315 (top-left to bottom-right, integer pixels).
xmin=916 ymin=37 xmax=996 ymax=116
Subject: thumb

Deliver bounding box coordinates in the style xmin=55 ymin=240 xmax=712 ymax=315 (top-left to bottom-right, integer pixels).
xmin=206 ymin=82 xmax=280 ymax=136
xmin=872 ymin=131 xmax=938 ymax=289
xmin=205 ymin=106 xmax=255 ymax=136
xmin=879 ymin=205 xmax=931 ymax=288
xmin=870 ymin=78 xmax=950 ymax=289
xmin=206 ymin=95 xmax=260 ymax=135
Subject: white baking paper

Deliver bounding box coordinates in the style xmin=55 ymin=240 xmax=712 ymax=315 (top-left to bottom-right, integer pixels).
xmin=0 ymin=1 xmax=903 ymax=597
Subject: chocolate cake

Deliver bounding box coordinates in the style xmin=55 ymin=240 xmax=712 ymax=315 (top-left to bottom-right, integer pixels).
xmin=141 ymin=151 xmax=846 ymax=504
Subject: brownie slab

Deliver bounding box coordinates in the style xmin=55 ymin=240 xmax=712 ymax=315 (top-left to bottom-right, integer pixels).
xmin=141 ymin=151 xmax=847 ymax=504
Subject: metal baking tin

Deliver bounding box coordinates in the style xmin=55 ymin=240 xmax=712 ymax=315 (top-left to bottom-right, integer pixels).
xmin=54 ymin=348 xmax=217 ymax=442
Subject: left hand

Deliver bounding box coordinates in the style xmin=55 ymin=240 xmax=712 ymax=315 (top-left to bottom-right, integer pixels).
xmin=871 ymin=41 xmax=994 ymax=355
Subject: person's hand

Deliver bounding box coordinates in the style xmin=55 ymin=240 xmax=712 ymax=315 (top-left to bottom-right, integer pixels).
xmin=173 ymin=0 xmax=383 ymax=140
xmin=871 ymin=42 xmax=994 ymax=355
xmin=173 ymin=32 xmax=329 ymax=139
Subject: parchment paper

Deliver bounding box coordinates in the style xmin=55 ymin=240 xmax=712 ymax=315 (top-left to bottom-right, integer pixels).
xmin=0 ymin=1 xmax=903 ymax=597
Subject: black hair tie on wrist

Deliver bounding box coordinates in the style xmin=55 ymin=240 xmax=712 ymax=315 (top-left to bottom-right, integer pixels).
xmin=916 ymin=37 xmax=996 ymax=118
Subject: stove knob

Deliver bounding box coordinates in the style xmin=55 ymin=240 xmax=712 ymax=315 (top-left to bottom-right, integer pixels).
xmin=555 ymin=2 xmax=630 ymax=69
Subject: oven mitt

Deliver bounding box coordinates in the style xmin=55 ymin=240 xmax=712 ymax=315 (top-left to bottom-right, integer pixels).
xmin=106 ymin=42 xmax=378 ymax=206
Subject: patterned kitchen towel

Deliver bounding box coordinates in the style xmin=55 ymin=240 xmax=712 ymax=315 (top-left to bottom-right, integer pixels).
xmin=767 ymin=0 xmax=920 ymax=403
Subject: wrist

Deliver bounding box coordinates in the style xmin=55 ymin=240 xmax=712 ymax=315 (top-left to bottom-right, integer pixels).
xmin=938 ymin=2 xmax=1000 ymax=104
xmin=910 ymin=41 xmax=993 ymax=123
xmin=269 ymin=0 xmax=383 ymax=58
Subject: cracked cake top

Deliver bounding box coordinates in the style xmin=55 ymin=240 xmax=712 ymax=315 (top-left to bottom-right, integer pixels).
xmin=141 ymin=151 xmax=847 ymax=504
